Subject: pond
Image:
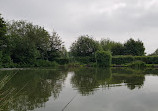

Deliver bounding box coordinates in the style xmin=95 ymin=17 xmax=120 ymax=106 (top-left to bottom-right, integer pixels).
xmin=1 ymin=67 xmax=158 ymax=111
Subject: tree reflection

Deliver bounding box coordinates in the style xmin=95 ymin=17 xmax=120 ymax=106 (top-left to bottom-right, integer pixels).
xmin=0 ymin=69 xmax=68 ymax=111
xmin=71 ymin=68 xmax=111 ymax=96
xmin=1 ymin=67 xmax=157 ymax=110
xmin=71 ymin=68 xmax=146 ymax=95
xmin=109 ymin=74 xmax=145 ymax=90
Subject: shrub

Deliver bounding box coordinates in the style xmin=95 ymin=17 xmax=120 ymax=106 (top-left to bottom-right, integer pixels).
xmin=55 ymin=58 xmax=69 ymax=65
xmin=73 ymin=56 xmax=96 ymax=64
xmin=127 ymin=61 xmax=146 ymax=68
xmin=0 ymin=51 xmax=2 ymax=67
xmin=2 ymin=54 xmax=14 ymax=68
xmin=96 ymin=51 xmax=112 ymax=67
xmin=134 ymin=56 xmax=158 ymax=64
xmin=112 ymin=56 xmax=158 ymax=65
xmin=34 ymin=60 xmax=59 ymax=67
xmin=112 ymin=56 xmax=134 ymax=65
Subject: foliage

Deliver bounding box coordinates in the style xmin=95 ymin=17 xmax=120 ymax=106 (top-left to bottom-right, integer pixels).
xmin=70 ymin=35 xmax=101 ymax=57
xmin=5 ymin=20 xmax=66 ymax=67
xmin=0 ymin=14 xmax=7 ymax=51
xmin=111 ymin=43 xmax=125 ymax=56
xmin=34 ymin=60 xmax=59 ymax=67
xmin=1 ymin=14 xmax=67 ymax=68
xmin=74 ymin=56 xmax=96 ymax=64
xmin=0 ymin=15 xmax=13 ymax=67
xmin=0 ymin=14 xmax=156 ymax=68
xmin=2 ymin=54 xmax=14 ymax=68
xmin=11 ymin=39 xmax=39 ymax=64
xmin=127 ymin=61 xmax=146 ymax=68
xmin=55 ymin=58 xmax=69 ymax=65
xmin=124 ymin=38 xmax=145 ymax=56
xmin=60 ymin=46 xmax=69 ymax=58
xmin=7 ymin=20 xmax=49 ymax=62
xmin=47 ymin=32 xmax=65 ymax=61
xmin=100 ymin=38 xmax=145 ymax=56
xmin=0 ymin=51 xmax=2 ymax=67
xmin=112 ymin=56 xmax=134 ymax=65
xmin=100 ymin=38 xmax=115 ymax=51
xmin=96 ymin=51 xmax=112 ymax=67
xmin=100 ymin=38 xmax=124 ymax=56
xmin=135 ymin=56 xmax=158 ymax=64
xmin=112 ymin=56 xmax=158 ymax=65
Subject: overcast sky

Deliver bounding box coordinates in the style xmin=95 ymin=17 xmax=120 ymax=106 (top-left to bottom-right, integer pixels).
xmin=0 ymin=0 xmax=158 ymax=54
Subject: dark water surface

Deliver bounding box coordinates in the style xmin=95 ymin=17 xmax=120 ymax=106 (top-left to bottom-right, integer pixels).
xmin=1 ymin=67 xmax=158 ymax=111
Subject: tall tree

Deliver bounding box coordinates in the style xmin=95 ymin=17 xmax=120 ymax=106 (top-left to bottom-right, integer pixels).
xmin=47 ymin=31 xmax=65 ymax=61
xmin=111 ymin=43 xmax=124 ymax=56
xmin=124 ymin=38 xmax=145 ymax=56
xmin=100 ymin=38 xmax=124 ymax=56
xmin=100 ymin=38 xmax=117 ymax=51
xmin=0 ymin=14 xmax=13 ymax=67
xmin=7 ymin=20 xmax=49 ymax=64
xmin=0 ymin=14 xmax=7 ymax=51
xmin=70 ymin=35 xmax=101 ymax=57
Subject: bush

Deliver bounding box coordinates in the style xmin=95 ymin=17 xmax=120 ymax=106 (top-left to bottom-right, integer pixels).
xmin=55 ymin=58 xmax=69 ymax=65
xmin=2 ymin=54 xmax=14 ymax=68
xmin=112 ymin=56 xmax=134 ymax=65
xmin=127 ymin=61 xmax=146 ymax=68
xmin=34 ymin=60 xmax=59 ymax=67
xmin=96 ymin=51 xmax=112 ymax=67
xmin=0 ymin=51 xmax=2 ymax=67
xmin=73 ymin=56 xmax=96 ymax=64
xmin=112 ymin=56 xmax=158 ymax=65
xmin=134 ymin=56 xmax=158 ymax=64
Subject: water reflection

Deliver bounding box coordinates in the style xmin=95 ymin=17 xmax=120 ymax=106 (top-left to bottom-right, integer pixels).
xmin=0 ymin=69 xmax=68 ymax=111
xmin=71 ymin=68 xmax=146 ymax=95
xmin=1 ymin=67 xmax=158 ymax=111
xmin=71 ymin=68 xmax=111 ymax=95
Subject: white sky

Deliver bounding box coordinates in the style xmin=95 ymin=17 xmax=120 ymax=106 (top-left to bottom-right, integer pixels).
xmin=0 ymin=0 xmax=158 ymax=54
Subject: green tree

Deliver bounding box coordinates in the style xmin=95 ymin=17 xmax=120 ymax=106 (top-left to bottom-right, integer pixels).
xmin=111 ymin=43 xmax=124 ymax=56
xmin=100 ymin=38 xmax=117 ymax=51
xmin=60 ymin=46 xmax=68 ymax=58
xmin=0 ymin=14 xmax=13 ymax=67
xmin=70 ymin=35 xmax=101 ymax=57
xmin=0 ymin=14 xmax=7 ymax=49
xmin=96 ymin=51 xmax=112 ymax=67
xmin=47 ymin=32 xmax=65 ymax=61
xmin=100 ymin=38 xmax=124 ymax=56
xmin=7 ymin=20 xmax=50 ymax=64
xmin=0 ymin=14 xmax=7 ymax=66
xmin=124 ymin=38 xmax=145 ymax=56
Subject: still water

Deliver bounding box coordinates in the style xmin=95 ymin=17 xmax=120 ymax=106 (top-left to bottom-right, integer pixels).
xmin=1 ymin=67 xmax=158 ymax=111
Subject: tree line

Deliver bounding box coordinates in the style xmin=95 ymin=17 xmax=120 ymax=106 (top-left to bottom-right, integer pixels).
xmin=0 ymin=14 xmax=157 ymax=67
xmin=0 ymin=14 xmax=68 ymax=67
xmin=70 ymin=35 xmax=145 ymax=57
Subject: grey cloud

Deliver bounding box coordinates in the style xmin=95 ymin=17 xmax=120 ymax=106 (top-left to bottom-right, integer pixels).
xmin=0 ymin=0 xmax=158 ymax=53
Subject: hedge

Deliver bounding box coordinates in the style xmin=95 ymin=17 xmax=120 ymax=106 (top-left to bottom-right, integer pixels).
xmin=72 ymin=56 xmax=96 ymax=64
xmin=112 ymin=56 xmax=158 ymax=65
xmin=55 ymin=58 xmax=69 ymax=65
xmin=71 ymin=55 xmax=158 ymax=66
xmin=96 ymin=51 xmax=112 ymax=67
